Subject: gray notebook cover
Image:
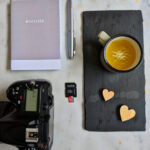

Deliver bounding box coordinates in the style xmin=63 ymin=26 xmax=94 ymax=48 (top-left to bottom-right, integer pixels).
xmin=11 ymin=0 xmax=60 ymax=70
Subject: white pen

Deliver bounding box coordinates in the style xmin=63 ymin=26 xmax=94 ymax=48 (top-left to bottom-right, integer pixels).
xmin=67 ymin=0 xmax=75 ymax=59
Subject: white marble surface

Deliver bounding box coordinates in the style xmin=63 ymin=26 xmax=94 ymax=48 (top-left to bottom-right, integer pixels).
xmin=0 ymin=0 xmax=150 ymax=149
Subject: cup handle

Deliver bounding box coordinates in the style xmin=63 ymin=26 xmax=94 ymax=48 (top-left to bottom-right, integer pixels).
xmin=98 ymin=31 xmax=111 ymax=46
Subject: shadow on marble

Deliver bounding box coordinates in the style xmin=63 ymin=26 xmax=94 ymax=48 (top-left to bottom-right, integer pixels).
xmin=0 ymin=88 xmax=8 ymax=101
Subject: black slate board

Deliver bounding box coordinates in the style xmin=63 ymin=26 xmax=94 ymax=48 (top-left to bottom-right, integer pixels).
xmin=83 ymin=10 xmax=146 ymax=131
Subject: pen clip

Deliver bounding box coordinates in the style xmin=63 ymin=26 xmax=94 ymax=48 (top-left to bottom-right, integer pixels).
xmin=73 ymin=37 xmax=76 ymax=56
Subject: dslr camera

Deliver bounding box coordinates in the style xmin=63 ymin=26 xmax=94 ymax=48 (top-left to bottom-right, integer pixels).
xmin=0 ymin=80 xmax=54 ymax=150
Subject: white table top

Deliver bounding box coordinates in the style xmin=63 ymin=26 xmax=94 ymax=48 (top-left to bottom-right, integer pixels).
xmin=0 ymin=0 xmax=150 ymax=149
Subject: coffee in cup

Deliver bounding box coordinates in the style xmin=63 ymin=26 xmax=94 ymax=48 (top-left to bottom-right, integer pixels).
xmin=98 ymin=31 xmax=142 ymax=72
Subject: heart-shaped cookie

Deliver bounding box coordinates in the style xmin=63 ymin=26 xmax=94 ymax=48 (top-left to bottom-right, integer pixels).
xmin=120 ymin=105 xmax=136 ymax=122
xmin=102 ymin=89 xmax=115 ymax=101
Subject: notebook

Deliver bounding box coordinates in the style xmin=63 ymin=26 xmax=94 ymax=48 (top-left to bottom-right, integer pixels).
xmin=11 ymin=0 xmax=61 ymax=70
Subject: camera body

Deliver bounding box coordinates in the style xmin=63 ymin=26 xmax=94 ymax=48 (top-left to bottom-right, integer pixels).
xmin=0 ymin=80 xmax=54 ymax=150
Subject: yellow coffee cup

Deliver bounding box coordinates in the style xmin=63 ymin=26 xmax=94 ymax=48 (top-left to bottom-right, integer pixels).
xmin=98 ymin=31 xmax=143 ymax=72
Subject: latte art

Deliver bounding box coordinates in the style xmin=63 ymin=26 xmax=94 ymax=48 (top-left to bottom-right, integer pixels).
xmin=106 ymin=38 xmax=137 ymax=71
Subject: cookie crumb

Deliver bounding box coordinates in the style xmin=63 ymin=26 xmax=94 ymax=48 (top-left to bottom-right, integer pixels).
xmin=145 ymin=89 xmax=150 ymax=94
